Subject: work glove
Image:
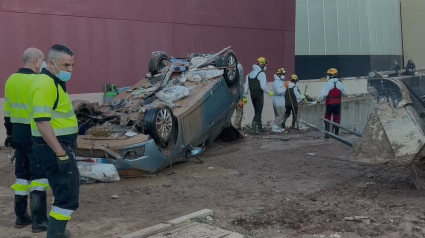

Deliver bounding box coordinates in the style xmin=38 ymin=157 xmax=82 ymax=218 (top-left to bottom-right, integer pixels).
xmin=237 ymin=100 xmax=243 ymax=108
xmin=4 ymin=135 xmax=15 ymax=149
xmin=56 ymin=153 xmax=70 ymax=173
xmin=243 ymin=97 xmax=248 ymax=104
xmin=302 ymin=95 xmax=308 ymax=104
xmin=268 ymin=92 xmax=274 ymax=97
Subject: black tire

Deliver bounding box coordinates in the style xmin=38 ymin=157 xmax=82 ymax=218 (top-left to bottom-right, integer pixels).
xmin=216 ymin=51 xmax=239 ymax=86
xmin=148 ymin=52 xmax=169 ymax=75
xmin=143 ymin=107 xmax=175 ymax=145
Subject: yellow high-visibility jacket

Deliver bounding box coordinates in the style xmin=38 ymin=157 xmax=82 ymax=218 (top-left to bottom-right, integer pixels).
xmin=29 ymin=70 xmax=78 ymax=144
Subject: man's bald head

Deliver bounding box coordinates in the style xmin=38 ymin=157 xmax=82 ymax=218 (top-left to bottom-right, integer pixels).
xmin=22 ymin=47 xmax=45 ymax=73
xmin=23 ymin=48 xmax=44 ymax=64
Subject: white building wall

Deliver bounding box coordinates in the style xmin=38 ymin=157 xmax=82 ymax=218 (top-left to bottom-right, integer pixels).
xmin=401 ymin=0 xmax=425 ymax=69
xmin=296 ymin=0 xmax=402 ymax=56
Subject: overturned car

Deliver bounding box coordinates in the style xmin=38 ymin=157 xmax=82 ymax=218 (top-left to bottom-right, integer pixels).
xmin=73 ymin=47 xmax=242 ymax=173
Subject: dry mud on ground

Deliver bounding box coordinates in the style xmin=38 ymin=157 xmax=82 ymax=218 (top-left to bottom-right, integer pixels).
xmin=0 ymin=129 xmax=424 ymax=238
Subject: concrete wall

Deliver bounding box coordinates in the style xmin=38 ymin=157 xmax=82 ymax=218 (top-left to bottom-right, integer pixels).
xmin=400 ymin=0 xmax=425 ymax=69
xmin=297 ymin=97 xmax=375 ymax=134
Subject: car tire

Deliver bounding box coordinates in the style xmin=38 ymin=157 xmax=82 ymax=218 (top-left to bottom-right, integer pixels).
xmin=143 ymin=107 xmax=175 ymax=145
xmin=149 ymin=52 xmax=169 ymax=75
xmin=216 ymin=51 xmax=239 ymax=86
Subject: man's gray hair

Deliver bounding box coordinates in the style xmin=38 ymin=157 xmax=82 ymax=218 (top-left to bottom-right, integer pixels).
xmin=48 ymin=44 xmax=74 ymax=61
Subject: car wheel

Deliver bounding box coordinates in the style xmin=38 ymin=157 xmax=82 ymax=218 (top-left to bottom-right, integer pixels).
xmin=216 ymin=51 xmax=239 ymax=86
xmin=143 ymin=107 xmax=175 ymax=145
xmin=149 ymin=52 xmax=169 ymax=75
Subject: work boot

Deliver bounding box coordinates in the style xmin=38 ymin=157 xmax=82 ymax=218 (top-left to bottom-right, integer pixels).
xmin=291 ymin=117 xmax=297 ymax=129
xmin=281 ymin=115 xmax=289 ymax=129
xmin=46 ymin=216 xmax=71 ymax=238
xmin=30 ymin=191 xmax=48 ymax=233
xmin=257 ymin=121 xmax=264 ymax=133
xmin=14 ymin=195 xmax=32 ymax=228
xmin=250 ymin=121 xmax=259 ymax=134
xmin=324 ymin=122 xmax=330 ymax=139
xmin=334 ymin=126 xmax=339 ymax=136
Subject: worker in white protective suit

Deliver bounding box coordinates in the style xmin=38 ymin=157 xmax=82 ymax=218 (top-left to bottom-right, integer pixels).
xmin=243 ymin=57 xmax=273 ymax=134
xmin=271 ymin=68 xmax=287 ymax=133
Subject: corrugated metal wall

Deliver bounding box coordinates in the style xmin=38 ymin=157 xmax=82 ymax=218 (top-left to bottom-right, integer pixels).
xmin=0 ymin=0 xmax=296 ymax=97
xmin=295 ymin=0 xmax=403 ymax=79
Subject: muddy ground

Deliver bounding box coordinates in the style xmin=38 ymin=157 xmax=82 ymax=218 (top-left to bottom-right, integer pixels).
xmin=0 ymin=129 xmax=424 ymax=238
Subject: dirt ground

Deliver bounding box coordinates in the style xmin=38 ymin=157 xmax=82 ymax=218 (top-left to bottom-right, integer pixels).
xmin=1 ymin=129 xmax=425 ymax=238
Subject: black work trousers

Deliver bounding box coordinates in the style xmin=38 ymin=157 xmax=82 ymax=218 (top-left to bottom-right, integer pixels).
xmin=15 ymin=142 xmax=45 ymax=181
xmin=284 ymin=105 xmax=298 ymax=119
xmin=32 ymin=143 xmax=80 ymax=213
xmin=251 ymin=94 xmax=264 ymax=124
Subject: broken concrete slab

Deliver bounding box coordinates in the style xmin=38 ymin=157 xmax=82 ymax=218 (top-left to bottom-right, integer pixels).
xmin=119 ymin=209 xmax=244 ymax=238
xmin=167 ymin=208 xmax=213 ymax=225
xmin=149 ymin=222 xmax=244 ymax=238
xmin=120 ymin=223 xmax=172 ymax=238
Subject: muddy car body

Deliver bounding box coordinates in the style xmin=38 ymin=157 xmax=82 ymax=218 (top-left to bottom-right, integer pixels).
xmin=73 ymin=47 xmax=241 ymax=173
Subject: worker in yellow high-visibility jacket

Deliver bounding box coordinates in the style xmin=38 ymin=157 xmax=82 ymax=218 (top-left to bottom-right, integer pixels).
xmin=3 ymin=47 xmax=49 ymax=233
xmin=30 ymin=44 xmax=79 ymax=238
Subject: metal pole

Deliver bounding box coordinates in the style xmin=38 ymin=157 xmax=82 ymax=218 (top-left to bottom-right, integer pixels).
xmin=299 ymin=120 xmax=353 ymax=147
xmin=316 ymin=117 xmax=362 ymax=137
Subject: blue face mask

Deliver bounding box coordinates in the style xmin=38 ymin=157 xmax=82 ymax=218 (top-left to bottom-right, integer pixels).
xmin=53 ymin=61 xmax=72 ymax=82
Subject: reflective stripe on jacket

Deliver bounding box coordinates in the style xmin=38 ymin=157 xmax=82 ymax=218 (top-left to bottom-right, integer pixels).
xmin=30 ymin=73 xmax=78 ymax=138
xmin=4 ymin=68 xmax=36 ymax=124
